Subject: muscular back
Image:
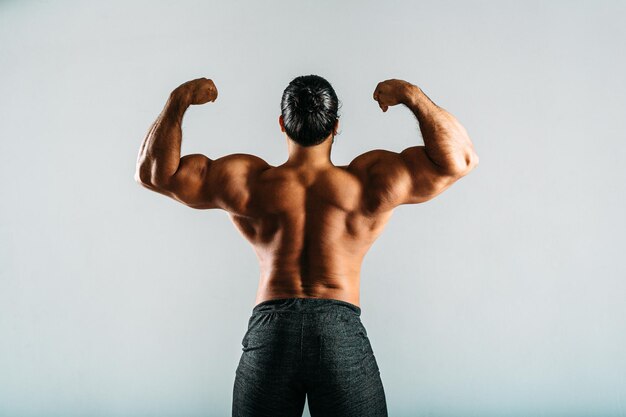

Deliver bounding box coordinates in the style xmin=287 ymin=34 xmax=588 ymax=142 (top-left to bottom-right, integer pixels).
xmin=229 ymin=162 xmax=390 ymax=306
xmin=206 ymin=144 xmax=469 ymax=307
xmin=137 ymin=79 xmax=478 ymax=308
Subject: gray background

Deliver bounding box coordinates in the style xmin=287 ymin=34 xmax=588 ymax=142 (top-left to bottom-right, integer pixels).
xmin=1 ymin=1 xmax=625 ymax=416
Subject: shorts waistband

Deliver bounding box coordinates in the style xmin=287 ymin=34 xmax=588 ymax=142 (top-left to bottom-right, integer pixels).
xmin=252 ymin=297 xmax=361 ymax=316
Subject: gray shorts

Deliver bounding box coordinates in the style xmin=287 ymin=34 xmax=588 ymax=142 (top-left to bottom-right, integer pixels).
xmin=232 ymin=297 xmax=388 ymax=417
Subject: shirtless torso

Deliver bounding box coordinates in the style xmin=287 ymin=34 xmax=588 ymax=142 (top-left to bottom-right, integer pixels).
xmin=232 ymin=160 xmax=393 ymax=307
xmin=136 ymin=78 xmax=479 ymax=308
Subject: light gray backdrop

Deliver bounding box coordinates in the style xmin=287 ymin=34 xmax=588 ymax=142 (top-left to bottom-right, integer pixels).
xmin=1 ymin=1 xmax=625 ymax=416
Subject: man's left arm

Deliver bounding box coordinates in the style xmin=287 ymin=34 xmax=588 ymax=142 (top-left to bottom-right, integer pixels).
xmin=135 ymin=77 xmax=270 ymax=213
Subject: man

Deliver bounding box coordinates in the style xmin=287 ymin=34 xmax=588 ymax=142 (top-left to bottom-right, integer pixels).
xmin=135 ymin=74 xmax=478 ymax=417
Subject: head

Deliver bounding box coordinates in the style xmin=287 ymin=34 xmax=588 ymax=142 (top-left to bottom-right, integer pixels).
xmin=280 ymin=74 xmax=341 ymax=147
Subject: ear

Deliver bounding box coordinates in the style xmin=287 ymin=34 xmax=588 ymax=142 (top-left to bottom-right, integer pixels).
xmin=279 ymin=115 xmax=285 ymax=132
xmin=333 ymin=119 xmax=339 ymax=135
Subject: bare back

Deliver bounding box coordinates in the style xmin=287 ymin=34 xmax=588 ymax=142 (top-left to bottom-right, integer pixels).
xmin=230 ymin=163 xmax=392 ymax=307
xmin=136 ymin=79 xmax=479 ymax=309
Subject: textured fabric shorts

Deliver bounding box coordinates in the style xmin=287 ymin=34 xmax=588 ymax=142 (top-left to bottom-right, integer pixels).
xmin=232 ymin=297 xmax=388 ymax=417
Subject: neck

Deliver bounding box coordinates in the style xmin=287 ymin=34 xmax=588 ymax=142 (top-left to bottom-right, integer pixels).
xmin=285 ymin=134 xmax=334 ymax=168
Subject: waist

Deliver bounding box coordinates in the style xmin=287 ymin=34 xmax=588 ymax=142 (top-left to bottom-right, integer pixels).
xmin=252 ymin=297 xmax=361 ymax=316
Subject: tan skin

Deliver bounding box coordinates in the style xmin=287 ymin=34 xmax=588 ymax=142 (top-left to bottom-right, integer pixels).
xmin=135 ymin=77 xmax=479 ymax=308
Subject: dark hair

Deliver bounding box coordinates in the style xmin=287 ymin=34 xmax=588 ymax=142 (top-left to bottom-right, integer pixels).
xmin=280 ymin=74 xmax=341 ymax=147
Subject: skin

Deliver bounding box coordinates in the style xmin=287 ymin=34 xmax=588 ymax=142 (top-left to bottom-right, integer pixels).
xmin=135 ymin=77 xmax=479 ymax=308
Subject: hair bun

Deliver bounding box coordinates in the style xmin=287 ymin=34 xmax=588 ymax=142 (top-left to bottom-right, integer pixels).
xmin=279 ymin=74 xmax=339 ymax=147
xmin=296 ymin=88 xmax=321 ymax=113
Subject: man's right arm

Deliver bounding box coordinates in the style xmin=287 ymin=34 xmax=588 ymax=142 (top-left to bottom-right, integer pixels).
xmin=349 ymin=79 xmax=479 ymax=214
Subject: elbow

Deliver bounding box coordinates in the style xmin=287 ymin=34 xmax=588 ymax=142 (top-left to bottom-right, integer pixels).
xmin=458 ymin=153 xmax=479 ymax=176
xmin=135 ymin=164 xmax=154 ymax=186
xmin=134 ymin=170 xmax=145 ymax=185
xmin=461 ymin=142 xmax=479 ymax=172
xmin=135 ymin=160 xmax=173 ymax=189
xmin=446 ymin=150 xmax=479 ymax=177
xmin=466 ymin=150 xmax=479 ymax=170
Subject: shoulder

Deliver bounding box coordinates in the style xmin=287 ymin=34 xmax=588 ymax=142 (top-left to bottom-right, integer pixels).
xmin=213 ymin=153 xmax=272 ymax=171
xmin=202 ymin=153 xmax=273 ymax=213
xmin=345 ymin=149 xmax=392 ymax=170
xmin=210 ymin=153 xmax=272 ymax=178
xmin=341 ymin=149 xmax=402 ymax=182
xmin=340 ymin=149 xmax=412 ymax=215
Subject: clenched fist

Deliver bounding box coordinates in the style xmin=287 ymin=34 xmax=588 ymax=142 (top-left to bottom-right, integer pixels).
xmin=373 ymin=79 xmax=415 ymax=112
xmin=172 ymin=77 xmax=218 ymax=105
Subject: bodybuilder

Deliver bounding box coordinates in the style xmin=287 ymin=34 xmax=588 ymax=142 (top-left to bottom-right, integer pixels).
xmin=135 ymin=75 xmax=478 ymax=417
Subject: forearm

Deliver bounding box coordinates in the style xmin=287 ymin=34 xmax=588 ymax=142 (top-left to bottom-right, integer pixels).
xmin=135 ymin=91 xmax=190 ymax=185
xmin=404 ymin=85 xmax=478 ymax=173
